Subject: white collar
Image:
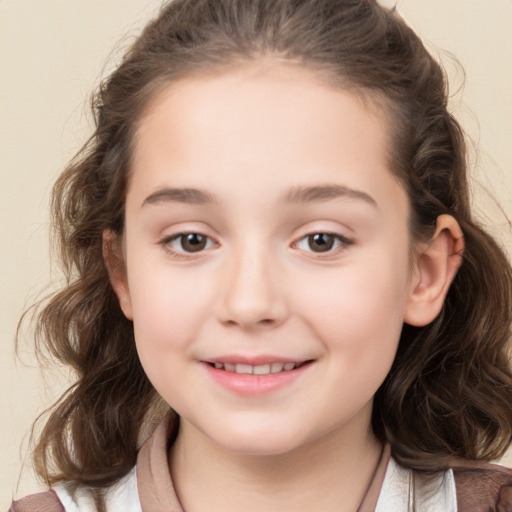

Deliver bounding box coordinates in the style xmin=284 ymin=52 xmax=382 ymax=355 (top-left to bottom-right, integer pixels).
xmin=55 ymin=456 xmax=458 ymax=512
xmin=375 ymin=456 xmax=458 ymax=512
xmin=54 ymin=466 xmax=141 ymax=512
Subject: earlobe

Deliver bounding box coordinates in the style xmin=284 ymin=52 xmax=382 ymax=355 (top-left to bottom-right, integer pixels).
xmin=102 ymin=229 xmax=133 ymax=320
xmin=404 ymin=215 xmax=464 ymax=327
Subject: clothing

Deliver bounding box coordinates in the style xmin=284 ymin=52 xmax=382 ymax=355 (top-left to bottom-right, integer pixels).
xmin=9 ymin=415 xmax=512 ymax=512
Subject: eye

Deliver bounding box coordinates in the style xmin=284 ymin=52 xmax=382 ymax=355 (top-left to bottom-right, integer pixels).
xmin=164 ymin=233 xmax=215 ymax=254
xmin=295 ymin=233 xmax=352 ymax=253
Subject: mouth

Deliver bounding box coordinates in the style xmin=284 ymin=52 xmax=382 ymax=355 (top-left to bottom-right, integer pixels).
xmin=202 ymin=358 xmax=314 ymax=394
xmin=204 ymin=360 xmax=313 ymax=375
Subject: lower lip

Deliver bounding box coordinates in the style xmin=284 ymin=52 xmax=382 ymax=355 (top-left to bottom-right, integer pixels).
xmin=203 ymin=362 xmax=312 ymax=395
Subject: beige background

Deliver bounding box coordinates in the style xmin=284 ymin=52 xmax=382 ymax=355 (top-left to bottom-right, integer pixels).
xmin=1 ymin=0 xmax=511 ymax=507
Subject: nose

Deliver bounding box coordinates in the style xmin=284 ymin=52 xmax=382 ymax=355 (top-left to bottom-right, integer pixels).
xmin=216 ymin=245 xmax=288 ymax=330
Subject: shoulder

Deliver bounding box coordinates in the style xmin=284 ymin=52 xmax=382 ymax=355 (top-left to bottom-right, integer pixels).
xmin=8 ymin=415 xmax=175 ymax=512
xmin=452 ymin=461 xmax=512 ymax=512
xmin=9 ymin=466 xmax=141 ymax=512
xmin=9 ymin=490 xmax=64 ymax=512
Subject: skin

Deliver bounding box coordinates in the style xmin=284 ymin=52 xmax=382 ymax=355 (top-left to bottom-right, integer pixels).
xmin=107 ymin=62 xmax=463 ymax=512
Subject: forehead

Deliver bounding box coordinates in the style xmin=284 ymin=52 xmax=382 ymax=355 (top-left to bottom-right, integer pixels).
xmin=129 ymin=62 xmax=405 ymax=216
xmin=134 ymin=62 xmax=391 ymax=159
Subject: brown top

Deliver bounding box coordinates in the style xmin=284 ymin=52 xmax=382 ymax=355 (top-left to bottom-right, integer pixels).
xmin=9 ymin=414 xmax=512 ymax=511
xmin=135 ymin=415 xmax=391 ymax=512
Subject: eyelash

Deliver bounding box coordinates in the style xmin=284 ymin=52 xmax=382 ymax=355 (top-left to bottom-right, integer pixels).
xmin=159 ymin=232 xmax=217 ymax=260
xmin=158 ymin=231 xmax=354 ymax=259
xmin=294 ymin=232 xmax=354 ymax=256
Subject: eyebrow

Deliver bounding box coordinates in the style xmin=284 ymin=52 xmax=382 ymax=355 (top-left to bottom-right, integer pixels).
xmin=141 ymin=183 xmax=377 ymax=208
xmin=142 ymin=187 xmax=216 ymax=207
xmin=284 ymin=184 xmax=378 ymax=208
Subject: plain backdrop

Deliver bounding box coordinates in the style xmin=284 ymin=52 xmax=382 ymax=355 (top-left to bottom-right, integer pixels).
xmin=1 ymin=0 xmax=511 ymax=507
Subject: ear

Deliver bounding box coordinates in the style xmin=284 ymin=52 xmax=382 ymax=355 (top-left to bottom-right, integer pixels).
xmin=404 ymin=214 xmax=464 ymax=327
xmin=103 ymin=229 xmax=133 ymax=320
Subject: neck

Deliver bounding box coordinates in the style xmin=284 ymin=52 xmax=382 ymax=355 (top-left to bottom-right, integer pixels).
xmin=169 ymin=410 xmax=383 ymax=512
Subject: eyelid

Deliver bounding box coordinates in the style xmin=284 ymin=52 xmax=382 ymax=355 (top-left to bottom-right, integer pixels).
xmin=158 ymin=230 xmax=219 ymax=259
xmin=155 ymin=223 xmax=354 ymax=260
xmin=292 ymin=230 xmax=354 ymax=257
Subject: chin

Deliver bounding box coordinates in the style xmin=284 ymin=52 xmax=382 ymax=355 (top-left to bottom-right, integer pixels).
xmin=222 ymin=438 xmax=302 ymax=457
xmin=207 ymin=423 xmax=310 ymax=457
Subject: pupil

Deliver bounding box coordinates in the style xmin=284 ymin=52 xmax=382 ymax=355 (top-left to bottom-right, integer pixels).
xmin=309 ymin=233 xmax=333 ymax=252
xmin=183 ymin=233 xmax=206 ymax=252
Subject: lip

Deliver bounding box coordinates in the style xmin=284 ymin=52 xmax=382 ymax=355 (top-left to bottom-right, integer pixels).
xmin=204 ymin=354 xmax=305 ymax=366
xmin=201 ymin=357 xmax=313 ymax=395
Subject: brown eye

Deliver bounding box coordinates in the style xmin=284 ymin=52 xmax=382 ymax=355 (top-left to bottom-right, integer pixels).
xmin=179 ymin=233 xmax=208 ymax=252
xmin=295 ymin=232 xmax=353 ymax=254
xmin=164 ymin=232 xmax=214 ymax=254
xmin=160 ymin=231 xmax=216 ymax=258
xmin=307 ymin=233 xmax=335 ymax=252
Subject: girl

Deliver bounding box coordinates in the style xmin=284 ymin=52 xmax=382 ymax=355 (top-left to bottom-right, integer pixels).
xmin=10 ymin=0 xmax=512 ymax=510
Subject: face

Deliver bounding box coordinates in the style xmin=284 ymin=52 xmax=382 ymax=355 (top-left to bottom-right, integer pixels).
xmin=115 ymin=63 xmax=418 ymax=456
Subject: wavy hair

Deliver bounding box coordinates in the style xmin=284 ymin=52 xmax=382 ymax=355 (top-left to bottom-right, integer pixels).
xmin=26 ymin=0 xmax=512 ymax=493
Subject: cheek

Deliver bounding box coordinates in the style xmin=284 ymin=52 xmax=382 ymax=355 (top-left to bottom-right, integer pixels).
xmin=127 ymin=270 xmax=216 ymax=407
xmin=297 ymin=252 xmax=410 ymax=376
xmin=127 ymin=262 xmax=215 ymax=367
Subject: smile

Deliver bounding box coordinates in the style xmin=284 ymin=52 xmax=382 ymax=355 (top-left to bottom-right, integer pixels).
xmin=208 ymin=361 xmax=305 ymax=375
xmin=203 ymin=359 xmax=313 ymax=395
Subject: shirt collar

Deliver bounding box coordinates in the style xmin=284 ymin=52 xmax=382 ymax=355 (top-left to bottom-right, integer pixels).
xmin=136 ymin=414 xmax=455 ymax=512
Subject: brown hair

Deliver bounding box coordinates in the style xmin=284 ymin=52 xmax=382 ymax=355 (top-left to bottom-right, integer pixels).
xmin=26 ymin=0 xmax=512 ymax=493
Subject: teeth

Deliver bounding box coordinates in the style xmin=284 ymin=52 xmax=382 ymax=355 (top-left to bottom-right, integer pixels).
xmin=253 ymin=364 xmax=270 ymax=375
xmin=271 ymin=362 xmax=284 ymax=373
xmin=212 ymin=361 xmax=299 ymax=374
xmin=235 ymin=363 xmax=253 ymax=374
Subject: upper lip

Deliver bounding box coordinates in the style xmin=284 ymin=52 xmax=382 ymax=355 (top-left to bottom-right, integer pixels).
xmin=202 ymin=355 xmax=311 ymax=365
